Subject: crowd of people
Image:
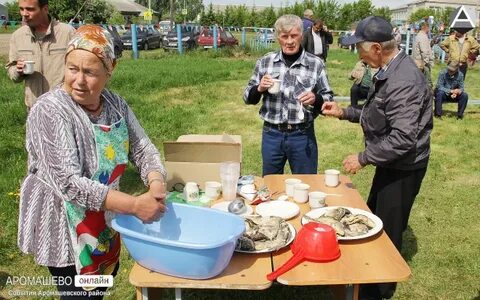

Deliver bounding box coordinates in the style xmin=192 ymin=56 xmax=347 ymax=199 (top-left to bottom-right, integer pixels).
xmin=4 ymin=1 xmax=476 ymax=300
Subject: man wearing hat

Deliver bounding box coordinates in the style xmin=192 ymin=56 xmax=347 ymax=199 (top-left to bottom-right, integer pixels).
xmin=440 ymin=29 xmax=480 ymax=79
xmin=434 ymin=61 xmax=468 ymax=119
xmin=321 ymin=16 xmax=432 ymax=300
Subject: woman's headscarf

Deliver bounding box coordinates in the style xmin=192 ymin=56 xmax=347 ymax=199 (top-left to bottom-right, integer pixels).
xmin=66 ymin=24 xmax=116 ymax=75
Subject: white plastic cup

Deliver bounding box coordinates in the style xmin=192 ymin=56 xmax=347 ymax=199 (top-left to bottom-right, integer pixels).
xmin=293 ymin=183 xmax=310 ymax=203
xmin=221 ymin=175 xmax=238 ymax=201
xmin=205 ymin=181 xmax=222 ymax=200
xmin=183 ymin=182 xmax=199 ymax=202
xmin=268 ymin=79 xmax=281 ymax=94
xmin=23 ymin=60 xmax=35 ymax=75
xmin=309 ymin=191 xmax=326 ymax=209
xmin=219 ymin=162 xmax=240 ymax=201
xmin=325 ymin=169 xmax=340 ymax=187
xmin=285 ymin=178 xmax=302 ymax=197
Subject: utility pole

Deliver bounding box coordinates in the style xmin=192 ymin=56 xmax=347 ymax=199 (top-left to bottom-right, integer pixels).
xmin=169 ymin=0 xmax=174 ymax=28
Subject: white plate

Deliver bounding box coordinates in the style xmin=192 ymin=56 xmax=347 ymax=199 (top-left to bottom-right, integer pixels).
xmin=235 ymin=223 xmax=296 ymax=254
xmin=210 ymin=201 xmax=254 ymax=217
xmin=255 ymin=201 xmax=300 ymax=220
xmin=301 ymin=206 xmax=383 ymax=241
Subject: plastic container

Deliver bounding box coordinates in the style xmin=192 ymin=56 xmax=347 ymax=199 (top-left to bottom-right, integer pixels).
xmin=112 ymin=202 xmax=245 ymax=279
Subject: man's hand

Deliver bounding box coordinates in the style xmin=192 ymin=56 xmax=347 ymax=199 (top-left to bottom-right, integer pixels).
xmin=321 ymin=101 xmax=343 ymax=118
xmin=16 ymin=59 xmax=25 ymax=74
xmin=297 ymin=91 xmax=316 ymax=106
xmin=258 ymin=74 xmax=273 ymax=93
xmin=343 ymin=154 xmax=363 ymax=174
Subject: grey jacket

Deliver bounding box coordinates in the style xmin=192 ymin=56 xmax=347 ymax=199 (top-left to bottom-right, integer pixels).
xmin=342 ymin=50 xmax=433 ymax=170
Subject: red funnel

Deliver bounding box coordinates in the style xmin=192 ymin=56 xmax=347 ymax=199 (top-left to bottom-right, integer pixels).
xmin=266 ymin=222 xmax=340 ymax=281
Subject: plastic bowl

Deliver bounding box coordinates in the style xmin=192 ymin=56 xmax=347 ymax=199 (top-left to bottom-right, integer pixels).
xmin=291 ymin=222 xmax=340 ymax=262
xmin=112 ymin=202 xmax=245 ymax=279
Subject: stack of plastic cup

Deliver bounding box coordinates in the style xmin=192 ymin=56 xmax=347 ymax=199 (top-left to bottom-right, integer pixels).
xmin=219 ymin=161 xmax=240 ymax=201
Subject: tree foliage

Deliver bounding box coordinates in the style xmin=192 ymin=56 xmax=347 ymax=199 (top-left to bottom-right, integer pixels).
xmin=6 ymin=1 xmax=21 ymax=22
xmin=373 ymin=7 xmax=392 ymax=22
xmin=408 ymin=8 xmax=436 ymax=24
xmin=47 ymin=0 xmax=113 ymax=23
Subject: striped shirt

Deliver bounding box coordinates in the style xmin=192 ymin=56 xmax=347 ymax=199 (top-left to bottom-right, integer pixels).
xmin=243 ymin=50 xmax=334 ymax=124
xmin=18 ymin=87 xmax=166 ymax=268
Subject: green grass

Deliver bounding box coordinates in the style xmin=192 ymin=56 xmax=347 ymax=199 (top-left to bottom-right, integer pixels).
xmin=1 ymin=47 xmax=480 ymax=299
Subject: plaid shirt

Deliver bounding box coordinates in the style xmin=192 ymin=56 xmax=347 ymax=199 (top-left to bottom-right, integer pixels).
xmin=243 ymin=50 xmax=334 ymax=124
xmin=436 ymin=69 xmax=464 ymax=94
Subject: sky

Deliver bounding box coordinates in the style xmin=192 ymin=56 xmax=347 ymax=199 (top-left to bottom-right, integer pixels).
xmin=203 ymin=0 xmax=410 ymax=9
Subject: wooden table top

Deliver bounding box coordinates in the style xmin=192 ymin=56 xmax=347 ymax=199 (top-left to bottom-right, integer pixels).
xmin=264 ymin=174 xmax=412 ymax=285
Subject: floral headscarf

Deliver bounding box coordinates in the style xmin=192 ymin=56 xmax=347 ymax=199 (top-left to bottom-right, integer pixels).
xmin=66 ymin=24 xmax=116 ymax=74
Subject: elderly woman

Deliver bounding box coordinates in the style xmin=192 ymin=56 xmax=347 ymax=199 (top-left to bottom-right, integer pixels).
xmin=18 ymin=25 xmax=167 ymax=297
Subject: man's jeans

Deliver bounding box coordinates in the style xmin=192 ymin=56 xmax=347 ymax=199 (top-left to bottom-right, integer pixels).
xmin=434 ymin=90 xmax=468 ymax=117
xmin=261 ymin=124 xmax=318 ymax=176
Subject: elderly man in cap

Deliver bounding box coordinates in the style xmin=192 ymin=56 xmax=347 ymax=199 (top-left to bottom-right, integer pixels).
xmin=322 ymin=16 xmax=432 ymax=300
xmin=244 ymin=14 xmax=334 ymax=176
xmin=434 ymin=61 xmax=468 ymax=119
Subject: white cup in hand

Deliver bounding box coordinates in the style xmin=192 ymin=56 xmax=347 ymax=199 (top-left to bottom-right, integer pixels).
xmin=23 ymin=61 xmax=35 ymax=75
xmin=268 ymin=79 xmax=281 ymax=94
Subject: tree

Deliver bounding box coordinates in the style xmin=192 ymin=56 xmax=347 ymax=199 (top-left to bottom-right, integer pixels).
xmin=373 ymin=6 xmax=392 ymax=22
xmin=6 ymin=1 xmax=21 ymax=22
xmin=353 ymin=0 xmax=374 ymax=21
xmin=337 ymin=3 xmax=355 ymax=30
xmin=408 ymin=8 xmax=436 ymax=24
xmin=259 ymin=6 xmax=277 ymax=27
xmin=48 ymin=0 xmax=113 ymax=23
xmin=108 ymin=11 xmax=125 ymax=25
xmin=315 ymin=0 xmax=339 ymax=29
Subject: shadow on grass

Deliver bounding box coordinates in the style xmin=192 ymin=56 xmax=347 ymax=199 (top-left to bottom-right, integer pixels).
xmin=160 ymin=283 xmax=334 ymax=300
xmin=0 ymin=271 xmax=11 ymax=290
xmin=401 ymin=225 xmax=418 ymax=263
xmin=470 ymin=289 xmax=480 ymax=300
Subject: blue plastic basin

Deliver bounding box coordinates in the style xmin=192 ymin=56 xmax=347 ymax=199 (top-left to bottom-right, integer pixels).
xmin=112 ymin=202 xmax=245 ymax=279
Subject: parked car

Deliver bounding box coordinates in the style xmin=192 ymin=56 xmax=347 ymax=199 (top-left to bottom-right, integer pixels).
xmin=105 ymin=25 xmax=124 ymax=58
xmin=337 ymin=31 xmax=352 ymax=49
xmin=121 ymin=26 xmax=162 ymax=50
xmin=163 ymin=25 xmax=201 ymax=50
xmin=197 ymin=29 xmax=239 ymax=48
xmin=255 ymin=28 xmax=275 ymax=43
xmin=158 ymin=20 xmax=174 ymax=37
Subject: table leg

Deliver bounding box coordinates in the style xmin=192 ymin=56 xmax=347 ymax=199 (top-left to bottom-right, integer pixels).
xmin=175 ymin=288 xmax=182 ymax=300
xmin=136 ymin=287 xmax=163 ymax=300
xmin=345 ymin=284 xmax=359 ymax=300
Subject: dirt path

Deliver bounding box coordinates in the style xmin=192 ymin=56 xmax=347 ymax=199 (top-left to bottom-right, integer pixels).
xmin=0 ymin=34 xmax=12 ymax=56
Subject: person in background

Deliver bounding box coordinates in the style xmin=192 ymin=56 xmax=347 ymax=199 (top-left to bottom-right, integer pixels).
xmin=434 ymin=61 xmax=468 ymax=120
xmin=329 ymin=16 xmax=432 ymax=300
xmin=244 ymin=14 xmax=334 ymax=176
xmin=393 ymin=26 xmax=401 ymax=49
xmin=412 ymin=21 xmax=434 ymax=89
xmin=302 ymin=19 xmax=333 ymax=62
xmin=302 ymin=9 xmax=314 ymax=32
xmin=18 ymin=25 xmax=167 ymax=299
xmin=5 ymin=0 xmax=75 ymax=110
xmin=440 ymin=28 xmax=480 ymax=79
xmin=349 ymin=60 xmax=377 ymax=108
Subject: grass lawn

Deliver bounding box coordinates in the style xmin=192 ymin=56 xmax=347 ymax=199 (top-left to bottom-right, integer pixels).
xmin=0 ymin=46 xmax=479 ymax=299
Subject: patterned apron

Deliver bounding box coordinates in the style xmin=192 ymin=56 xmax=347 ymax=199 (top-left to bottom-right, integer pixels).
xmin=65 ymin=107 xmax=129 ymax=275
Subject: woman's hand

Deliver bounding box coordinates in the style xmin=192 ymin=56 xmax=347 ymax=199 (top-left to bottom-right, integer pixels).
xmin=321 ymin=102 xmax=344 ymax=118
xmin=149 ymin=179 xmax=167 ymax=202
xmin=133 ymin=192 xmax=167 ymax=223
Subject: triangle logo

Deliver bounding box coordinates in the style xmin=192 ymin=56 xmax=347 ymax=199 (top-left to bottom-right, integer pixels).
xmin=449 ymin=5 xmax=475 ymax=30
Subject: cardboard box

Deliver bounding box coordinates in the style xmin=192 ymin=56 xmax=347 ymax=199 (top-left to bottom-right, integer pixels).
xmin=163 ymin=134 xmax=242 ymax=190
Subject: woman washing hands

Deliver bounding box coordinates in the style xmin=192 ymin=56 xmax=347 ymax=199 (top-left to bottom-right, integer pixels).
xmin=18 ymin=25 xmax=167 ymax=298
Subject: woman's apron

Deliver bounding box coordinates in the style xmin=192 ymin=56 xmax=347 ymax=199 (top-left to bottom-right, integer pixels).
xmin=64 ymin=105 xmax=129 ymax=275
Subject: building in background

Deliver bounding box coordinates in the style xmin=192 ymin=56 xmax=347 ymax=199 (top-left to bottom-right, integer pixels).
xmin=391 ymin=0 xmax=479 ymax=25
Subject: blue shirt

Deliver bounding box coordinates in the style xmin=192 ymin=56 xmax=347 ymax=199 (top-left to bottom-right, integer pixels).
xmin=302 ymin=18 xmax=314 ymax=31
xmin=436 ymin=69 xmax=464 ymax=94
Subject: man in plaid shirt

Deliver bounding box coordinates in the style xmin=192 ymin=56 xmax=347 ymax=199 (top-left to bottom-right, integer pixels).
xmin=243 ymin=14 xmax=334 ymax=176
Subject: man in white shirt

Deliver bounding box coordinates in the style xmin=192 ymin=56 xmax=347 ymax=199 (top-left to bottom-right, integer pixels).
xmin=302 ymin=19 xmax=333 ymax=62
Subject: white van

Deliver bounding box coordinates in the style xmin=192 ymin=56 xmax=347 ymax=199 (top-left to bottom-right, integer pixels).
xmin=158 ymin=20 xmax=175 ymax=36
